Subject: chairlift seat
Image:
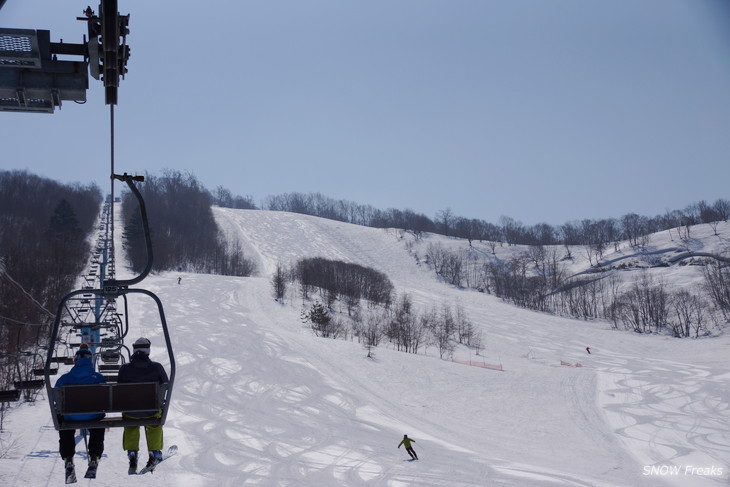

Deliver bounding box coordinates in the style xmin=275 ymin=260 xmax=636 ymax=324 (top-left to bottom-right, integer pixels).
xmin=100 ymin=350 xmax=121 ymax=361
xmin=53 ymin=382 xmax=168 ymax=430
xmin=0 ymin=389 xmax=21 ymax=402
xmin=72 ymin=324 xmax=100 ymax=332
xmin=34 ymin=367 xmax=58 ymax=376
xmin=15 ymin=379 xmax=44 ymax=390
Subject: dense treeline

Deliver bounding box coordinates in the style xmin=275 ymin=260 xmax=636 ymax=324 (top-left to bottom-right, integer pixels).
xmin=0 ymin=170 xmax=102 ymax=383
xmin=121 ymin=170 xmax=255 ymax=276
xmin=262 ymin=191 xmax=730 ymax=248
xmin=263 ymin=192 xmax=435 ymax=235
xmin=294 ymin=257 xmax=393 ymax=310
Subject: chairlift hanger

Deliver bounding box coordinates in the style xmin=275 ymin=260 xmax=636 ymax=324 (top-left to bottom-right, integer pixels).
xmin=45 ymin=175 xmax=176 ymax=431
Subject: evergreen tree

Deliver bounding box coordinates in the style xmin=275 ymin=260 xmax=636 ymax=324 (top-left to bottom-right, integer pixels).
xmin=272 ymin=262 xmax=287 ymax=301
xmin=48 ymin=199 xmax=81 ymax=237
xmin=302 ymin=302 xmax=335 ymax=337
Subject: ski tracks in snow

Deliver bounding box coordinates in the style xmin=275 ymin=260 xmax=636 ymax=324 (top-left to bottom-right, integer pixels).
xmin=161 ymin=272 xmax=632 ymax=486
xmin=168 ymin=275 xmax=398 ymax=485
xmin=596 ymin=349 xmax=730 ymax=486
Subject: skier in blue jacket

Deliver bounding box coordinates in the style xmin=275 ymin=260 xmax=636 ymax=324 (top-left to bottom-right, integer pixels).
xmin=54 ymin=344 xmax=106 ymax=475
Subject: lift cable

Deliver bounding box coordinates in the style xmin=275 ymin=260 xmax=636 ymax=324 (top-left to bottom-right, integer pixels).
xmin=0 ymin=314 xmax=48 ymax=327
xmin=0 ymin=272 xmax=55 ymax=319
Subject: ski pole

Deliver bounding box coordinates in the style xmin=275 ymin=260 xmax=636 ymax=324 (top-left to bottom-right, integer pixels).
xmin=81 ymin=428 xmax=89 ymax=457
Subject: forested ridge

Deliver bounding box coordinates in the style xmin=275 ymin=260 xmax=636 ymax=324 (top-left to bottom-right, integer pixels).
xmin=256 ymin=191 xmax=730 ymax=249
xmin=121 ymin=170 xmax=255 ymax=277
xmin=0 ymin=170 xmax=102 ymax=393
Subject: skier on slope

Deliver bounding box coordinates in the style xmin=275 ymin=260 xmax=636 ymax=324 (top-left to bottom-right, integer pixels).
xmin=118 ymin=337 xmax=169 ymax=473
xmin=54 ymin=344 xmax=106 ymax=482
xmin=398 ymin=434 xmax=418 ymax=460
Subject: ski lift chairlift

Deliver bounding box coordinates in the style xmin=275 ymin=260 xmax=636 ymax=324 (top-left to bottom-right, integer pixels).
xmin=45 ymin=174 xmax=175 ymax=430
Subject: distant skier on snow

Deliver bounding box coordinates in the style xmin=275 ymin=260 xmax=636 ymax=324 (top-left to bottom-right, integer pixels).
xmin=586 ymin=347 xmax=591 ymax=354
xmin=398 ymin=434 xmax=418 ymax=460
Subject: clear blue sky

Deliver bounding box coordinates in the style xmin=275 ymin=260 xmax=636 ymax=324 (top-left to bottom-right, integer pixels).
xmin=2 ymin=0 xmax=729 ymax=226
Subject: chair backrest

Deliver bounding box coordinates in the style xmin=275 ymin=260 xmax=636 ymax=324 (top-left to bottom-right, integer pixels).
xmin=0 ymin=389 xmax=21 ymax=402
xmin=57 ymin=382 xmax=161 ymax=414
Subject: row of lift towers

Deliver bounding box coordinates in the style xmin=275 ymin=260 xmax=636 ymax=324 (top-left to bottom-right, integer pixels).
xmin=0 ymin=1 xmax=175 ymax=432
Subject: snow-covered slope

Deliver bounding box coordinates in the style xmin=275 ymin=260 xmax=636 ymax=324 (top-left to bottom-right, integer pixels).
xmin=1 ymin=209 xmax=728 ymax=486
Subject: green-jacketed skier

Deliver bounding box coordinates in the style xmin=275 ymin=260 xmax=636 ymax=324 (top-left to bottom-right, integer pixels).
xmin=398 ymin=434 xmax=418 ymax=460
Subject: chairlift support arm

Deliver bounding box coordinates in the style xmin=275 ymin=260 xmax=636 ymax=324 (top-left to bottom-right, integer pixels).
xmin=106 ymin=173 xmax=151 ymax=289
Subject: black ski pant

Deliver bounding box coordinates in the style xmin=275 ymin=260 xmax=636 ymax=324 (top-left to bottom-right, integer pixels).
xmin=406 ymin=447 xmax=418 ymax=459
xmin=59 ymin=428 xmax=105 ymax=461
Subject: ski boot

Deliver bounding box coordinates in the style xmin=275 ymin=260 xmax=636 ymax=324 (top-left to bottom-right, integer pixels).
xmin=146 ymin=450 xmax=163 ymax=470
xmin=64 ymin=458 xmax=76 ymax=484
xmin=127 ymin=450 xmax=138 ymax=475
xmin=84 ymin=456 xmax=99 ymax=479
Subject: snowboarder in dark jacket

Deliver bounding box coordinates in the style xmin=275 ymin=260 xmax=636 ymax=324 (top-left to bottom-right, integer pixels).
xmin=398 ymin=434 xmax=418 ymax=460
xmin=118 ymin=337 xmax=169 ymax=472
xmin=54 ymin=344 xmax=106 ymax=476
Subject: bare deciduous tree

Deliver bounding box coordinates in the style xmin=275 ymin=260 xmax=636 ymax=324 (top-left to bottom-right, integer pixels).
xmin=361 ymin=311 xmax=385 ymax=358
xmin=670 ymin=290 xmax=707 ymax=338
xmin=703 ymin=259 xmax=730 ymax=319
xmin=272 ymin=262 xmax=287 ymax=302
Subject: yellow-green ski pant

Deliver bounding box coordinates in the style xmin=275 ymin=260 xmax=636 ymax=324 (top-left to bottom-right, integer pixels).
xmin=122 ymin=411 xmax=163 ymax=451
